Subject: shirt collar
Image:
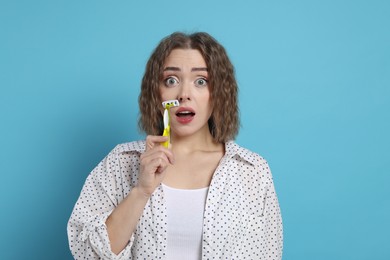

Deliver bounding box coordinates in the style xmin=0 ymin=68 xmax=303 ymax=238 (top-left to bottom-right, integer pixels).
xmin=116 ymin=140 xmax=256 ymax=166
xmin=225 ymin=141 xmax=256 ymax=166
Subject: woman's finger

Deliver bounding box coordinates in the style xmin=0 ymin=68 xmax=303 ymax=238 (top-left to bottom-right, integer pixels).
xmin=141 ymin=149 xmax=173 ymax=173
xmin=145 ymin=135 xmax=168 ymax=151
xmin=143 ymin=138 xmax=174 ymax=164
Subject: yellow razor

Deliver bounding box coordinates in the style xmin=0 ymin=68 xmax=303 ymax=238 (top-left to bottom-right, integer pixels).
xmin=161 ymin=99 xmax=180 ymax=148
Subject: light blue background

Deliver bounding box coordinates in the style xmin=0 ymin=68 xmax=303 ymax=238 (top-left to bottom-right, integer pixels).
xmin=1 ymin=0 xmax=389 ymax=259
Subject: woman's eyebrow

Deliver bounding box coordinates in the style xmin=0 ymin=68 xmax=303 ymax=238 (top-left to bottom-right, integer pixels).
xmin=191 ymin=67 xmax=208 ymax=72
xmin=164 ymin=67 xmax=180 ymax=71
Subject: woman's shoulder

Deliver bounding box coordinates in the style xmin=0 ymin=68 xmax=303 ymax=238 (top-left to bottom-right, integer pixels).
xmin=110 ymin=140 xmax=146 ymax=155
xmin=95 ymin=140 xmax=146 ymax=165
xmin=225 ymin=140 xmax=268 ymax=167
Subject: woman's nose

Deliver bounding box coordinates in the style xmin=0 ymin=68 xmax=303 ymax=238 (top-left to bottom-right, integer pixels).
xmin=177 ymin=82 xmax=191 ymax=102
xmin=178 ymin=95 xmax=191 ymax=102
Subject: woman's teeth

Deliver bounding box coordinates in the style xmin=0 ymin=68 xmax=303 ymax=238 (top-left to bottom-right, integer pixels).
xmin=177 ymin=111 xmax=195 ymax=117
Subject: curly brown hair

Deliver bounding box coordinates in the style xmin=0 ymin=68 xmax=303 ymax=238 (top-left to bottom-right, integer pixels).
xmin=138 ymin=32 xmax=239 ymax=143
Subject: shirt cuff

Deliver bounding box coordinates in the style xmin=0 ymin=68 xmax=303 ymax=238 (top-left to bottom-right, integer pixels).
xmin=78 ymin=210 xmax=135 ymax=260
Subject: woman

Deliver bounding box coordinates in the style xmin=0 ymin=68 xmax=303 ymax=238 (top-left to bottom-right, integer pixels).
xmin=68 ymin=32 xmax=283 ymax=259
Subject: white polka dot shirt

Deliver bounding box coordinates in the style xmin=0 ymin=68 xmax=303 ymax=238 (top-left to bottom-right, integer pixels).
xmin=67 ymin=140 xmax=283 ymax=259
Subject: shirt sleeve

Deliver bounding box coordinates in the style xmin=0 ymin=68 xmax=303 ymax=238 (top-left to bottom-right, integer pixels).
xmin=67 ymin=151 xmax=134 ymax=260
xmin=262 ymin=162 xmax=284 ymax=259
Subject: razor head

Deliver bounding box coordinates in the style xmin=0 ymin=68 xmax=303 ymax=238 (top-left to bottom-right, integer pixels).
xmin=162 ymin=99 xmax=180 ymax=108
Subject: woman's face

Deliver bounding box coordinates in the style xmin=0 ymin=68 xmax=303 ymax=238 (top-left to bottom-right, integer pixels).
xmin=159 ymin=48 xmax=213 ymax=139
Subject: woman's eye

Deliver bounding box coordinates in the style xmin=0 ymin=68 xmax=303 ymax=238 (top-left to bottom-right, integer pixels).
xmin=195 ymin=78 xmax=208 ymax=87
xmin=164 ymin=77 xmax=179 ymax=87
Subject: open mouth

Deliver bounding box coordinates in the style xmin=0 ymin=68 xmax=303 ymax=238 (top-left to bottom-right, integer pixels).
xmin=176 ymin=111 xmax=195 ymax=118
xmin=175 ymin=108 xmax=195 ymax=124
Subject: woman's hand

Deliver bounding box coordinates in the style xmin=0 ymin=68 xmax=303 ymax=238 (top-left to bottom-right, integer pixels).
xmin=137 ymin=135 xmax=174 ymax=197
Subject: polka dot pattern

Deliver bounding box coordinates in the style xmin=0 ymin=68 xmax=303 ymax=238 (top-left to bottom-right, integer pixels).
xmin=67 ymin=140 xmax=283 ymax=259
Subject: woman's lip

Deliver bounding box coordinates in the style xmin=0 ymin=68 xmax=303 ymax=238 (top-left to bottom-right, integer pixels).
xmin=174 ymin=106 xmax=195 ymax=124
xmin=175 ymin=107 xmax=195 ymax=114
xmin=175 ymin=114 xmax=194 ymax=124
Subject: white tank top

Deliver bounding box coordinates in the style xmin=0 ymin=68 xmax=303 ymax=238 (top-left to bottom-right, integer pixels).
xmin=162 ymin=183 xmax=209 ymax=260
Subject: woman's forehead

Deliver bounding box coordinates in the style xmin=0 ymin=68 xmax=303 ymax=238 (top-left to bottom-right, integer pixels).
xmin=163 ymin=49 xmax=207 ymax=69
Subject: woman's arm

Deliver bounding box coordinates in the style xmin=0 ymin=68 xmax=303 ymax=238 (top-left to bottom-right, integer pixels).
xmin=68 ymin=136 xmax=173 ymax=259
xmin=105 ymin=186 xmax=150 ymax=254
xmin=67 ymin=155 xmax=127 ymax=260
xmin=105 ymin=135 xmax=174 ymax=254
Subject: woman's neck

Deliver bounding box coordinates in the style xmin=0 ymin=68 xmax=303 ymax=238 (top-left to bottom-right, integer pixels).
xmin=170 ymin=131 xmax=221 ymax=154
